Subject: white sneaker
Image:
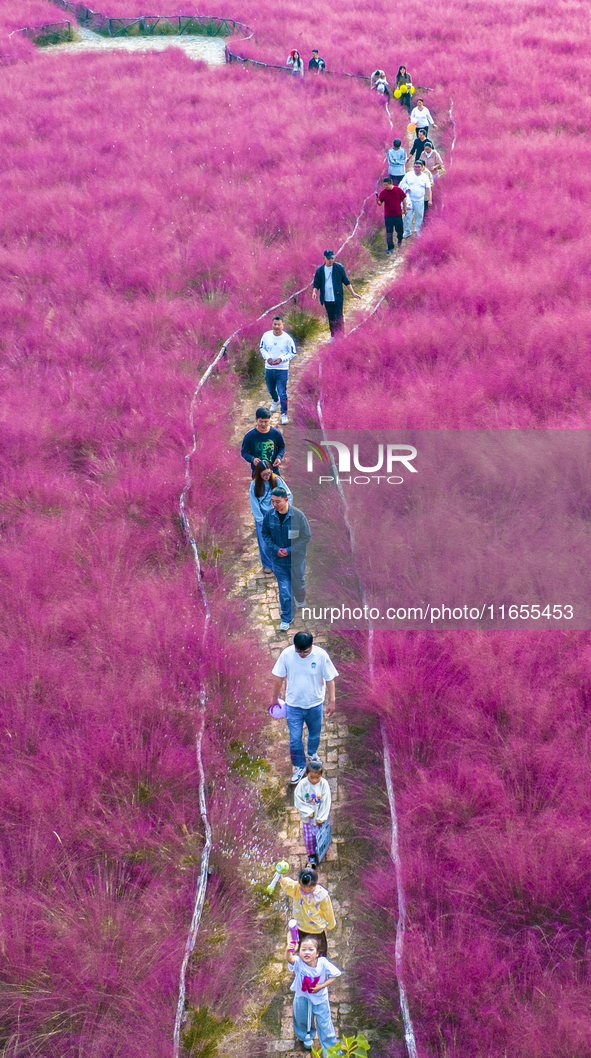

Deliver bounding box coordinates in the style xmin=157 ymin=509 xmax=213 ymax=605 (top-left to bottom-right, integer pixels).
xmin=307 ymin=753 xmax=323 ymax=766
xmin=290 ymin=766 xmax=307 ymax=785
xmin=269 ymin=401 xmax=279 ymax=413
xmin=281 ymin=413 xmax=289 ymax=424
xmin=279 ymin=620 xmax=291 ymax=631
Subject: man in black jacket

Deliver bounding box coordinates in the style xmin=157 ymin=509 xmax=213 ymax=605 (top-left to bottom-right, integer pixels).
xmin=312 ymin=250 xmax=361 ymax=338
xmin=308 ymin=49 xmax=326 ymax=71
xmin=262 ymin=488 xmax=311 ymax=631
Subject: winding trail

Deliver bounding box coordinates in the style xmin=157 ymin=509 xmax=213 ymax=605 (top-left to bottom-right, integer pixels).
xmin=32 ymin=22 xmax=446 ymax=1052
xmin=221 ymin=249 xmax=406 ymax=1056
xmin=176 ymin=85 xmax=434 ymax=1050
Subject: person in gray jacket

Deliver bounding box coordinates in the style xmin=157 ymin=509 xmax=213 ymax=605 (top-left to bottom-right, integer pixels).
xmin=250 ymin=461 xmax=292 ymax=573
xmin=262 ymin=488 xmax=311 ymax=630
xmin=387 ymin=138 xmax=407 ymax=184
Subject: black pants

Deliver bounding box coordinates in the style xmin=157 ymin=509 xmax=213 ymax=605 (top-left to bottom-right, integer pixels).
xmin=324 ymin=299 xmax=344 ymax=336
xmin=385 ymin=215 xmax=403 ymax=249
xmin=389 ymin=174 xmax=404 ymax=186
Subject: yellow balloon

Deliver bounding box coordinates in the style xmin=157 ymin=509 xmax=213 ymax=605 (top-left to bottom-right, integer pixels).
xmin=410 ymin=85 xmax=416 ymax=94
xmin=393 ymin=89 xmax=401 ymax=98
xmin=400 ymin=84 xmax=408 ymax=93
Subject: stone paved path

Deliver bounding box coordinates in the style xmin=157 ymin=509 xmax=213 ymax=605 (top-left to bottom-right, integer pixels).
xmin=47 ymin=23 xmax=227 ymax=63
xmin=220 ymin=253 xmax=405 ymax=1056
xmin=229 ymin=250 xmax=404 ymax=648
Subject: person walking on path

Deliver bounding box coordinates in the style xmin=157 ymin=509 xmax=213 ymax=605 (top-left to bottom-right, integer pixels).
xmin=400 ymin=159 xmax=432 ymax=237
xmin=294 ymin=761 xmax=332 ymax=868
xmin=281 ymin=866 xmax=336 ymax=954
xmin=287 ymin=49 xmax=304 ymax=76
xmin=259 ymin=315 xmax=296 ymax=425
xmin=408 ymin=127 xmax=428 ymax=166
xmin=286 ymin=935 xmax=341 ymax=1056
xmin=308 ymin=49 xmax=325 ymax=71
xmin=410 ymin=97 xmax=436 ymax=131
xmin=421 ymin=139 xmax=444 ymax=175
xmin=250 ymin=460 xmax=292 ymax=574
xmin=376 ymin=176 xmax=407 ymax=253
xmin=262 ymin=491 xmax=311 ymax=631
xmin=271 ymin=631 xmax=338 ymax=780
xmin=387 ymin=137 xmax=407 ymax=184
xmin=241 ymin=408 xmax=285 ymax=477
xmin=395 ymin=65 xmax=413 ymax=113
xmin=312 ymin=250 xmax=361 ymax=339
xmin=370 ymin=69 xmax=390 ymax=101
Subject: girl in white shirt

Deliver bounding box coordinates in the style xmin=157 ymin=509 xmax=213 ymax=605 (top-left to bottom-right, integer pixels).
xmin=287 ymin=49 xmax=304 ymax=77
xmin=287 ymin=935 xmax=342 ymax=1055
xmin=250 ymin=461 xmax=292 ymax=572
xmin=294 ymin=761 xmax=332 ymax=868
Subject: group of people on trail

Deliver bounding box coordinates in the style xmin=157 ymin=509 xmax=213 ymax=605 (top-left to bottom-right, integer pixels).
xmin=375 ymin=88 xmax=442 ymax=244
xmin=239 ymin=244 xmax=363 ymax=628
xmin=371 ymin=64 xmax=425 ymax=113
xmin=271 ymin=630 xmax=341 ymax=1054
xmin=287 ymin=48 xmax=326 ymax=75
xmin=230 ymin=49 xmax=443 ymax=1057
xmin=241 ymin=405 xmax=310 ymax=630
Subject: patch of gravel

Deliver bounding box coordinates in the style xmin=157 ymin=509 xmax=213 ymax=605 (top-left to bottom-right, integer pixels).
xmin=47 ymin=24 xmax=227 ymax=64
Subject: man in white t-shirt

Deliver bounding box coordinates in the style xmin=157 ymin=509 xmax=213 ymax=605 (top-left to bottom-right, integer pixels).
xmin=271 ymin=631 xmax=339 ymax=784
xmin=400 ymin=160 xmax=432 ymax=237
xmin=260 ymin=315 xmax=297 ymax=424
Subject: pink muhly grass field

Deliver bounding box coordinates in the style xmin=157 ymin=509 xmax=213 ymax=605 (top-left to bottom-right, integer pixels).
xmin=0 ymin=0 xmax=65 ymax=61
xmin=345 ymin=631 xmax=591 ymax=1058
xmin=3 ymin=0 xmax=591 ymax=1050
xmin=0 ymin=47 xmax=388 ymax=1053
xmin=282 ymin=0 xmax=591 ymax=1051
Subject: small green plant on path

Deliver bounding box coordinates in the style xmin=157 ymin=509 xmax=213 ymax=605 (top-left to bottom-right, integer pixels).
xmin=228 ymin=739 xmax=271 ymax=780
xmin=312 ymin=1034 xmax=370 ymax=1058
xmin=284 ymin=308 xmax=322 ymax=344
xmin=181 ymin=1006 xmax=233 ymax=1058
xmin=233 ymin=342 xmax=265 ymax=389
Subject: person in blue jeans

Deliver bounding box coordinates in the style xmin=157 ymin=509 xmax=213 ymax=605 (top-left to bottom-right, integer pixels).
xmin=259 ymin=315 xmax=297 ymax=424
xmin=271 ymin=632 xmax=338 ymax=784
xmin=249 ymin=461 xmax=292 ymax=573
xmin=287 ymin=935 xmax=341 ymax=1056
xmin=262 ymin=489 xmax=311 ymax=631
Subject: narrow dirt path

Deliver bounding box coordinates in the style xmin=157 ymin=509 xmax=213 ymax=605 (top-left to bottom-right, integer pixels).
xmin=219 ymin=249 xmax=405 ymax=1056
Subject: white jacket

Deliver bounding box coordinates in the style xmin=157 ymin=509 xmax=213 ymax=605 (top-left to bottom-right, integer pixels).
xmin=294 ymin=776 xmax=332 ymax=823
xmin=410 ymin=105 xmax=434 ymax=127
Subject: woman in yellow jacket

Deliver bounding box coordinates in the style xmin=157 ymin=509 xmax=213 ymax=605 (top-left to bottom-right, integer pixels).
xmin=280 ymin=866 xmax=336 ymax=956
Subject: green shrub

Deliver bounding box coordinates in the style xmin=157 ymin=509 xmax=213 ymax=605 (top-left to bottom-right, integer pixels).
xmin=232 ymin=342 xmax=265 ymax=389
xmin=181 ymin=1006 xmax=233 ymax=1058
xmin=33 ymin=27 xmax=72 ymax=46
xmin=228 ymin=739 xmax=270 ymax=780
xmin=362 ymin=226 xmax=385 ymax=259
xmin=312 ymin=1033 xmax=370 ymax=1058
xmin=284 ymin=308 xmax=322 ymax=344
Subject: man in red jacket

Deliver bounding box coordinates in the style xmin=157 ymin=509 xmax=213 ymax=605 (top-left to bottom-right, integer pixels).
xmin=376 ymin=176 xmax=408 ymax=253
